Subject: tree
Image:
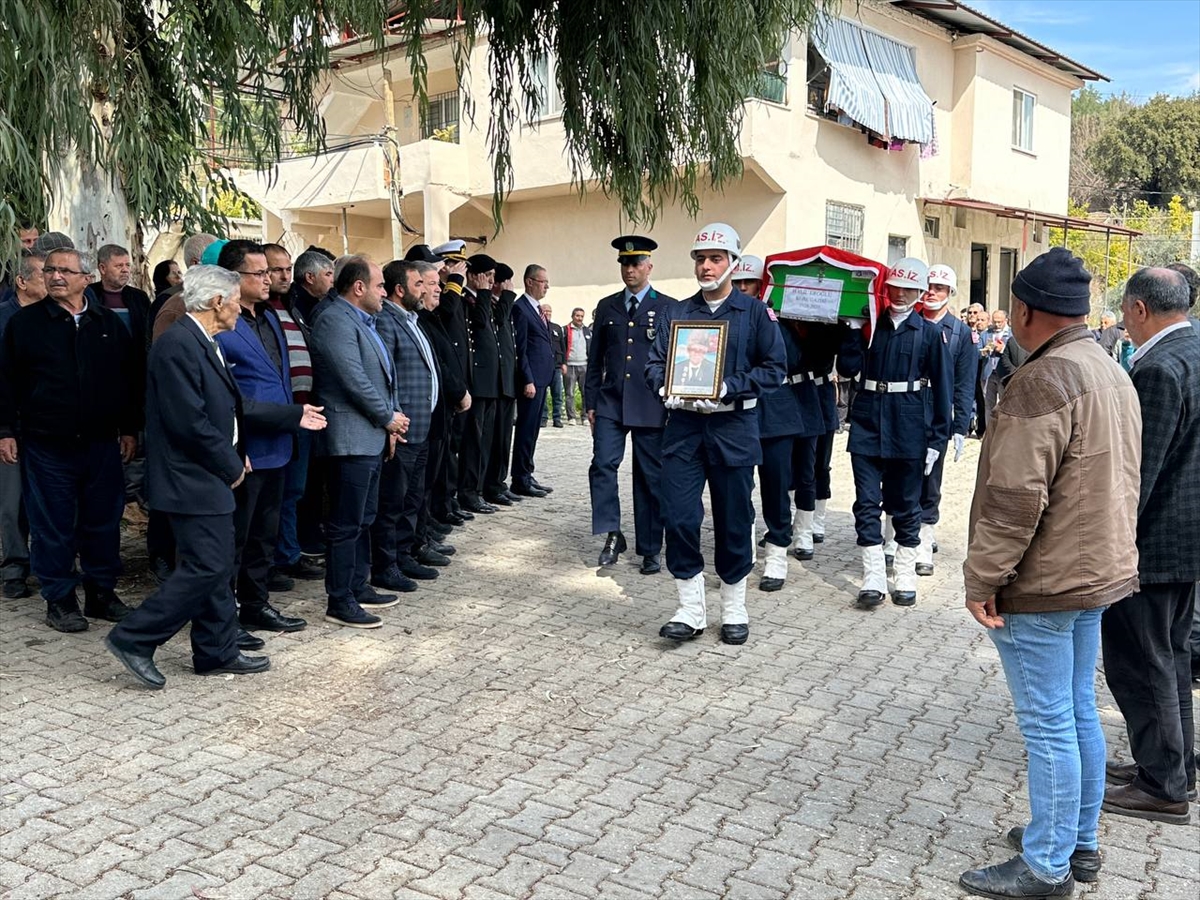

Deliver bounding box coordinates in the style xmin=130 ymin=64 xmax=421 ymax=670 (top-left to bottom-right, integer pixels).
xmin=1068 ymin=86 xmax=1133 ymax=210
xmin=1088 ymin=93 xmax=1200 ymax=209
xmin=1 ymin=1 xmax=820 ymax=261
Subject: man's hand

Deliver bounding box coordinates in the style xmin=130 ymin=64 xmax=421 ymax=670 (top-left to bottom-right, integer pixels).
xmin=299 ymin=404 xmax=327 ymax=431
xmin=387 ymin=432 xmax=399 ymax=460
xmin=924 ymin=447 xmax=940 ymax=475
xmin=446 ymin=259 xmax=467 ymax=277
xmin=523 ymin=383 xmax=536 ymax=399
xmin=561 ymin=364 xmax=567 ymax=375
xmin=232 ymin=457 xmax=251 ymax=490
xmin=0 ymin=438 xmax=17 ymax=465
xmin=119 ymin=435 xmax=138 ymax=463
xmin=953 ymin=433 xmax=965 ymax=462
xmin=586 ymin=409 xmax=596 ymax=432
xmin=387 ymin=411 xmax=410 ymax=434
xmin=966 ymin=594 xmax=1004 ymax=630
xmin=458 ymin=391 xmax=472 ymax=413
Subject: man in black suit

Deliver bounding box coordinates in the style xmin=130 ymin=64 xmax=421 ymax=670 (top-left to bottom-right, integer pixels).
xmin=457 ymin=254 xmax=500 ymax=514
xmin=511 ymin=266 xmax=556 ymax=497
xmin=1102 ymin=267 xmax=1200 ymax=823
xmin=485 ymin=263 xmax=520 ymax=506
xmin=104 ymin=266 xmax=270 ymax=688
xmin=541 ymin=304 xmax=567 ymax=428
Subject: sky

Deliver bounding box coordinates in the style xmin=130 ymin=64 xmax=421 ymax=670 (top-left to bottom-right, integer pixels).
xmin=968 ymin=0 xmax=1200 ymax=99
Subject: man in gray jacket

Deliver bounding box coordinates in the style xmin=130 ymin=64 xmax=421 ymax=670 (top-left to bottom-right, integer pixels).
xmin=309 ymin=257 xmax=408 ymax=629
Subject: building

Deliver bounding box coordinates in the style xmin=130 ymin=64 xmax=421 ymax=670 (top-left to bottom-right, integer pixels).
xmin=234 ymin=0 xmax=1131 ymax=317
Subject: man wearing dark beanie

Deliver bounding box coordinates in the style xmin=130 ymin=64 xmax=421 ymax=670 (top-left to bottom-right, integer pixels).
xmin=960 ymin=247 xmax=1142 ymax=899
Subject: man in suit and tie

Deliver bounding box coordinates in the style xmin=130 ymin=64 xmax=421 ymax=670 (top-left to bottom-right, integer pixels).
xmin=676 ymin=331 xmax=717 ymax=390
xmin=372 ymin=260 xmax=443 ymax=591
xmin=104 ymin=266 xmax=270 ymax=688
xmin=511 ymin=265 xmax=556 ymax=497
xmin=309 ymin=257 xmax=410 ymax=629
xmin=1102 ymin=267 xmax=1200 ymax=824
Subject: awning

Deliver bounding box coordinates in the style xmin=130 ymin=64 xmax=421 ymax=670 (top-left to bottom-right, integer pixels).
xmin=921 ymin=197 xmax=1142 ymax=237
xmin=809 ymin=17 xmax=934 ymax=143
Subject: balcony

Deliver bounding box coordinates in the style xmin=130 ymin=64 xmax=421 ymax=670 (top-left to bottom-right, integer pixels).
xmin=234 ymin=142 xmax=389 ymax=217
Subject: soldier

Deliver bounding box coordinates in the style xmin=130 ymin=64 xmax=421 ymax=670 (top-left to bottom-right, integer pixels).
xmin=430 ymin=240 xmax=474 ymax=525
xmin=457 ymin=254 xmax=500 ymax=515
xmin=585 ymin=236 xmax=675 ymax=573
xmin=838 ymin=258 xmax=951 ymax=610
xmin=646 ymin=224 xmax=786 ymax=644
xmin=484 ymin=263 xmax=520 ymax=507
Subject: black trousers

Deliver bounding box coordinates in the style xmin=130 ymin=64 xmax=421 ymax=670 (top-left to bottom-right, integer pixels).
xmin=792 ymin=434 xmax=818 ymax=510
xmin=296 ymin=455 xmax=328 ymax=556
xmin=231 ymin=467 xmax=285 ymax=612
xmin=758 ymin=436 xmax=794 ymax=548
xmin=919 ymin=439 xmax=950 ymax=525
xmin=850 ymin=454 xmax=923 ymax=547
xmin=512 ymin=385 xmax=547 ymax=489
xmin=146 ymin=510 xmax=176 ymax=566
xmin=486 ymin=396 xmax=516 ymax=497
xmin=371 ymin=441 xmax=429 ymax=575
xmin=108 ymin=512 xmax=238 ymax=672
xmin=1102 ymin=583 xmax=1197 ymax=801
xmin=458 ymin=397 xmax=496 ymax=502
xmin=419 ymin=433 xmax=446 ymax=541
xmin=814 ymin=428 xmax=835 ymax=500
xmin=438 ymin=413 xmax=465 ymax=516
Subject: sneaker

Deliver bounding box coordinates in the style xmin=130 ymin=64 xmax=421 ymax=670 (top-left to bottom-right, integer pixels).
xmin=83 ymin=584 xmax=133 ymax=622
xmin=415 ymin=545 xmax=451 ymax=567
xmin=357 ymin=589 xmax=401 ymax=610
xmin=325 ymin=601 xmax=382 ymax=629
xmin=46 ymin=593 xmax=89 ymax=633
xmin=399 ymin=556 xmax=439 ymax=580
xmin=371 ymin=566 xmax=418 ymax=592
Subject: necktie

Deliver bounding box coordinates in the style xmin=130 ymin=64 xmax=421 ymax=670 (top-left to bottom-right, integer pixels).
xmin=628 ymin=294 xmax=639 ymax=318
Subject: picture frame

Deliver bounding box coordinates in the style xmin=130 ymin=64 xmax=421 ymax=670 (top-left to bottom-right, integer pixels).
xmin=666 ymin=320 xmax=729 ymax=401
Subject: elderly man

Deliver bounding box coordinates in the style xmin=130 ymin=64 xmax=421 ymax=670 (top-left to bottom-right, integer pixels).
xmin=540 ymin=302 xmax=567 ymax=428
xmin=288 ymin=249 xmax=335 ymax=324
xmin=88 ymin=244 xmax=152 ymax=350
xmin=1092 ymin=310 xmax=1120 ymax=356
xmin=960 ymin=248 xmax=1141 ymax=899
xmin=0 ymin=248 xmax=139 ymax=631
xmin=310 ymin=257 xmax=409 ymax=628
xmin=105 ymin=267 xmax=269 ymax=687
xmin=1100 ymin=268 xmax=1200 ymax=825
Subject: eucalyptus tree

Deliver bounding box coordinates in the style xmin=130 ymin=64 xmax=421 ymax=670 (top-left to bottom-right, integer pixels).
xmin=1 ymin=0 xmax=820 ymax=259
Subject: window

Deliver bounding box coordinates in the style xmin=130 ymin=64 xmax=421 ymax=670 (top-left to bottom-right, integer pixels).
xmin=923 ymin=216 xmax=941 ymax=240
xmin=1012 ymin=88 xmax=1035 ymax=153
xmin=533 ymin=54 xmax=564 ymax=118
xmin=421 ymin=90 xmax=460 ymax=142
xmin=887 ymin=235 xmax=908 ymax=265
xmin=825 ymin=201 xmax=864 ymax=253
xmin=752 ymin=48 xmax=789 ymax=104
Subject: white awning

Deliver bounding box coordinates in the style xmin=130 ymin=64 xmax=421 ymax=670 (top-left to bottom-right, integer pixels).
xmin=810 ymin=17 xmax=934 ymax=144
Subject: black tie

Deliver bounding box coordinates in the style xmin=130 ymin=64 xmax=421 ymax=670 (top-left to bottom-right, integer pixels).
xmin=628 ymin=294 xmax=638 ymax=318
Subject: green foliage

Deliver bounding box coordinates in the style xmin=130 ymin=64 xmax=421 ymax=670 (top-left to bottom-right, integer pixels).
xmin=209 ymin=189 xmax=262 ymax=221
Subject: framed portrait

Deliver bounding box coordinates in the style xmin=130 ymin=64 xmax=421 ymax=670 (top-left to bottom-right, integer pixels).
xmin=666 ymin=320 xmax=729 ymax=400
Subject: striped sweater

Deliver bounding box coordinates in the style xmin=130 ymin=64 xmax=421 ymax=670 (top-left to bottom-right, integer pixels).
xmin=268 ymin=297 xmax=312 ymax=403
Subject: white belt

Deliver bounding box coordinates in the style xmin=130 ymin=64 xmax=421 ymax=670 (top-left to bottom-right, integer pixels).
xmin=682 ymin=398 xmax=758 ymax=413
xmin=861 ymin=378 xmax=928 ymax=394
xmin=787 ymin=371 xmax=830 ymax=386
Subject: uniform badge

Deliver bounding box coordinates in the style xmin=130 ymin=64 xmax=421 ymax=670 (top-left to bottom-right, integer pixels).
xmin=646 ymin=327 xmax=656 ymax=341
xmin=625 ymin=241 xmax=635 ymax=252
xmin=766 ymin=308 xmax=778 ymax=322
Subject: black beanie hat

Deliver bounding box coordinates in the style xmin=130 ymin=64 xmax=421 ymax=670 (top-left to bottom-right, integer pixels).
xmin=493 ymin=263 xmax=514 ymax=283
xmin=1011 ymin=248 xmax=1092 ymax=316
xmin=466 ymin=253 xmax=496 ymax=275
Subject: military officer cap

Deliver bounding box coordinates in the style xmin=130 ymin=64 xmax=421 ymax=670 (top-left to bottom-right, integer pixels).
xmin=404 ymin=243 xmax=443 ymax=264
xmin=431 ymin=239 xmax=467 ymax=261
xmin=612 ymin=235 xmax=657 ymax=265
xmin=466 ymin=253 xmax=497 ymax=275
xmin=494 ymin=262 xmax=514 ymax=283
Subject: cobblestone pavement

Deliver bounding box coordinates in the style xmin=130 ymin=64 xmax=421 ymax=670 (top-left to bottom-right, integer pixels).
xmin=2 ymin=427 xmax=1197 ymax=900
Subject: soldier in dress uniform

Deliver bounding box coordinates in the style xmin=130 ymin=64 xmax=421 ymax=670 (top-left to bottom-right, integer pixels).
xmin=646 ymin=224 xmax=786 ymax=645
xmin=585 ymin=236 xmax=675 ymax=573
xmin=485 ymin=263 xmax=521 ymax=507
xmin=430 ymin=240 xmax=474 ymax=525
xmin=838 ymin=258 xmax=951 ymax=610
xmin=457 ymin=254 xmax=500 ymax=515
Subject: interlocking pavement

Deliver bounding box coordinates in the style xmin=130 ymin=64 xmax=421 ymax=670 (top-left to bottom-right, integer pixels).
xmin=2 ymin=427 xmax=1197 ymax=899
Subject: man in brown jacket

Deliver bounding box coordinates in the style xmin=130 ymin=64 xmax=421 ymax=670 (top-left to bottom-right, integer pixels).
xmin=959 ymin=248 xmax=1141 ymax=900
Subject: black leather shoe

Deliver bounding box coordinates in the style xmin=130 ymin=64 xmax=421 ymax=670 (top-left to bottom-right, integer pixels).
xmin=399 ymin=556 xmax=439 ymax=580
xmin=1105 ymin=760 xmax=1137 ymax=785
xmin=1006 ymin=827 xmax=1101 ymax=883
xmin=416 ymin=546 xmax=451 ymax=567
xmin=598 ymin=531 xmax=627 ymax=566
xmin=441 ymin=513 xmax=466 ymax=527
xmin=104 ymin=636 xmax=165 ymax=689
xmin=239 ymin=604 xmax=307 ymax=633
xmin=502 ymin=490 xmax=524 ymax=503
xmin=83 ymin=585 xmax=133 ymax=622
xmin=916 ymin=563 xmax=934 ymax=576
xmin=659 ymin=621 xmax=703 ymax=641
xmin=530 ymin=479 xmax=553 ymax=494
xmin=279 ymin=557 xmax=324 ymax=580
xmin=891 ymin=591 xmax=917 ymax=607
xmin=197 ymin=653 xmax=271 ymax=676
xmin=639 ymin=554 xmax=661 ymax=575
xmin=812 ymin=533 xmax=825 ymax=544
xmin=371 ymin=566 xmax=418 ymax=593
xmin=429 ymin=521 xmax=454 ymax=538
xmin=149 ymin=557 xmax=173 ymax=585
xmin=959 ymin=855 xmax=1074 ymax=899
xmin=511 ymin=484 xmax=547 ymax=498
xmin=46 ymin=593 xmax=89 ymax=633
xmin=460 ymin=498 xmax=496 ymax=514
xmin=426 ymin=540 xmax=456 ymax=556
xmin=485 ymin=493 xmax=513 ymax=507
xmin=1102 ymin=783 xmax=1190 ymax=824
xmin=720 ymin=624 xmax=749 ymax=645
xmin=266 ymin=569 xmax=296 ymax=592
xmin=553 ymin=421 xmax=564 ymax=428
xmin=453 ymin=507 xmax=475 ymax=521
xmin=759 ymin=576 xmax=784 ymax=592
xmin=792 ymin=547 xmax=814 ymax=561
xmin=236 ymin=629 xmax=266 ymax=651
xmin=856 ymin=590 xmax=884 ymax=610
xmin=3 ymin=577 xmax=30 ymax=599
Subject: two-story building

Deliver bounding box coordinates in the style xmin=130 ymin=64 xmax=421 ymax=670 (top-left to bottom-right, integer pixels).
xmin=235 ymin=0 xmax=1132 ymax=317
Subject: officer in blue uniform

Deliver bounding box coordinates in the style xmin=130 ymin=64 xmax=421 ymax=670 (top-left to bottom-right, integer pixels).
xmin=789 ymin=322 xmax=847 ymax=561
xmin=586 ymin=236 xmax=675 ymax=573
xmin=838 ymin=258 xmax=951 ymax=609
xmin=646 ymin=225 xmax=786 ymax=645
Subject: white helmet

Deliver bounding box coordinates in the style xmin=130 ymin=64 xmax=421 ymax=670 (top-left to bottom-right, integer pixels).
xmin=885 ymin=257 xmax=929 ymax=291
xmin=732 ymin=254 xmax=764 ymax=282
xmin=691 ymin=223 xmax=741 ymax=260
xmin=927 ymin=264 xmax=958 ymax=296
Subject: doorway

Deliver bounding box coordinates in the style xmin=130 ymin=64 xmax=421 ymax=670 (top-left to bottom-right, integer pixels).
xmin=970 ymin=244 xmax=989 ymax=307
xmin=998 ymin=248 xmax=1017 ymax=311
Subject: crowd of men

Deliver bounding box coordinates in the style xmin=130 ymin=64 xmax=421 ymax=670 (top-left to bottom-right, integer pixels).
xmin=2 ymin=221 xmax=1199 ymax=899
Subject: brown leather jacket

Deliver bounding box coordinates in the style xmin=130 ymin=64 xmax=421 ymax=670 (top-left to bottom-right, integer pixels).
xmin=964 ymin=324 xmax=1141 ymax=614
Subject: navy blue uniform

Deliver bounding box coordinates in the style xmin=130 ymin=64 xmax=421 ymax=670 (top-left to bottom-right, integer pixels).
xmin=756 ymin=319 xmax=805 ymax=548
xmin=646 ymin=288 xmax=786 ymax=583
xmin=585 ymin=287 xmax=675 ymax=555
xmin=838 ymin=312 xmax=951 ymax=547
xmin=920 ymin=311 xmax=977 ymax=525
xmin=788 ymin=323 xmax=845 ymax=511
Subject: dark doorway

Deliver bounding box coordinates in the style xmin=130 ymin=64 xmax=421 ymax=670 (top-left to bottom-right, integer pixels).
xmin=970 ymin=244 xmax=989 ymax=307
xmin=998 ymin=248 xmax=1017 ymax=311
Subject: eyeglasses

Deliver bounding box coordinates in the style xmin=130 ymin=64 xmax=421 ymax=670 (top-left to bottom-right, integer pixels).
xmin=531 ymin=279 xmax=550 ymax=286
xmin=238 ymin=269 xmax=270 ymax=278
xmin=43 ymin=266 xmax=86 ymax=276
xmin=267 ymin=266 xmax=293 ymax=275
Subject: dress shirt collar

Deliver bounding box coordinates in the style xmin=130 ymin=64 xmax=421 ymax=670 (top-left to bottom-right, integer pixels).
xmin=1129 ymin=320 xmax=1192 ymax=369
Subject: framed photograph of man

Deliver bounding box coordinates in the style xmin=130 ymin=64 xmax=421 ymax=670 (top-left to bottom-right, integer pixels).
xmin=666 ymin=320 xmax=729 ymax=400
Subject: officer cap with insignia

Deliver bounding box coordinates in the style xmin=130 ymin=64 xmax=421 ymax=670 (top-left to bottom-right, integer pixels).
xmin=611 ymin=235 xmax=657 ymax=265
xmin=466 ymin=253 xmax=497 ymax=275
xmin=431 ymin=239 xmax=467 ymax=262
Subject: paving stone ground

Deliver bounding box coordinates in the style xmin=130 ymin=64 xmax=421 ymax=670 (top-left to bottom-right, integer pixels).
xmin=1 ymin=427 xmax=1197 ymax=899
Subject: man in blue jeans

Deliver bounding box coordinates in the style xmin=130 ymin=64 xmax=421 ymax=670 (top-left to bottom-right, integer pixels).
xmin=960 ymin=249 xmax=1142 ymax=899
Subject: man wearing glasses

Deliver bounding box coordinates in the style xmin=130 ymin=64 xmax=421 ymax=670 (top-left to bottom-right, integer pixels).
xmin=0 ymin=248 xmax=140 ymax=632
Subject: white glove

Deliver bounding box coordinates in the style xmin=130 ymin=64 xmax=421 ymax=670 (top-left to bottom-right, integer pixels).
xmin=924 ymin=448 xmax=940 ymax=475
xmin=692 ymin=397 xmax=722 ymax=412
xmin=663 ymin=395 xmax=684 ymax=410
xmin=953 ymin=433 xmax=965 ymax=462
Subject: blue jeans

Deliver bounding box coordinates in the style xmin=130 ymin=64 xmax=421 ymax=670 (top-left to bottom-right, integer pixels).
xmin=989 ymin=608 xmax=1105 ymax=883
xmin=274 ymin=432 xmax=312 ymax=567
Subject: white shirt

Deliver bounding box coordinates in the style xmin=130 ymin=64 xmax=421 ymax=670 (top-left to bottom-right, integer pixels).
xmin=1128 ymin=320 xmax=1192 ymax=370
xmin=187 ymin=314 xmax=238 ymax=447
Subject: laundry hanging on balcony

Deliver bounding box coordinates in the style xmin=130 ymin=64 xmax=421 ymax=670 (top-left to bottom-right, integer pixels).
xmin=809 ymin=16 xmax=935 ymax=148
